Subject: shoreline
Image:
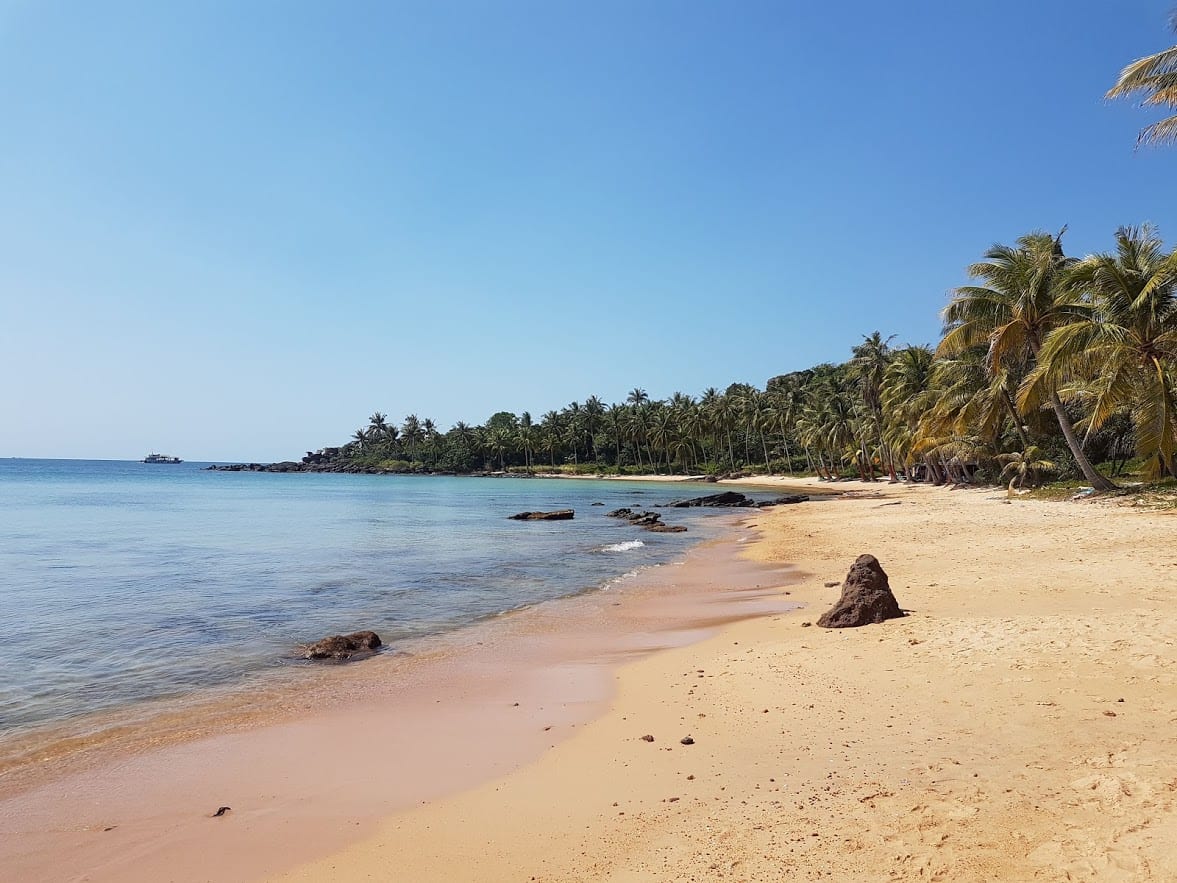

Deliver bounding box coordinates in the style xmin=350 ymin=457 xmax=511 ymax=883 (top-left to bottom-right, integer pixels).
xmin=0 ymin=518 xmax=800 ymax=882
xmin=0 ymin=473 xmax=751 ymax=796
xmin=274 ymin=478 xmax=1177 ymax=881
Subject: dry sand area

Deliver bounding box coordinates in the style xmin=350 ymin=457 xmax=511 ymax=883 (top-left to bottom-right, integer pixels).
xmin=276 ymin=481 xmax=1177 ymax=882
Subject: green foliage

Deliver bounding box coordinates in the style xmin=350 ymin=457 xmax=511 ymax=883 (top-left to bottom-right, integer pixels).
xmin=308 ymin=227 xmax=1177 ymax=494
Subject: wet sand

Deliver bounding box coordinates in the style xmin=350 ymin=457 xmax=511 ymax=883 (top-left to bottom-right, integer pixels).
xmin=0 ymin=521 xmax=798 ymax=882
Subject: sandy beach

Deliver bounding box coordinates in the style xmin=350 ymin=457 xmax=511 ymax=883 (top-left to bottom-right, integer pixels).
xmin=272 ymin=479 xmax=1177 ymax=882
xmin=4 ymin=478 xmax=1175 ymax=881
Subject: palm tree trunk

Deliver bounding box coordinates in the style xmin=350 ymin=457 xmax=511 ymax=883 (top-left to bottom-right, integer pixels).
xmin=1001 ymin=385 xmax=1031 ymax=449
xmin=1049 ymin=393 xmax=1117 ymax=491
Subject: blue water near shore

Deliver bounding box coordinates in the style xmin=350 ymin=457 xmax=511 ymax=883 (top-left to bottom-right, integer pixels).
xmin=0 ymin=459 xmax=774 ymax=739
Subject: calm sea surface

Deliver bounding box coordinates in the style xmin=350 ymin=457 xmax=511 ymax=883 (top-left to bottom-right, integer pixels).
xmin=0 ymin=460 xmax=773 ymax=740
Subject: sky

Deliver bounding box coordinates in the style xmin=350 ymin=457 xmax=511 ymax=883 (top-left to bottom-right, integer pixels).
xmin=1 ymin=0 xmax=1175 ymax=461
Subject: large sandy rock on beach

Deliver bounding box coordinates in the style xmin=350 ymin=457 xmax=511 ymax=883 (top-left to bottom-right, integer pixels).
xmin=303 ymin=631 xmax=382 ymax=660
xmin=817 ymin=555 xmax=904 ymax=628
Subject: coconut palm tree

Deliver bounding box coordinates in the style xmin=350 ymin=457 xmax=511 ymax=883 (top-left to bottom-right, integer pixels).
xmin=940 ymin=230 xmax=1117 ymax=490
xmin=648 ymin=405 xmax=678 ymax=473
xmin=768 ymin=375 xmax=805 ymax=474
xmin=605 ymin=403 xmax=626 ymax=470
xmin=518 ymin=411 xmax=535 ymax=472
xmin=401 ymin=415 xmax=424 ymax=464
xmin=486 ymin=426 xmax=511 ymax=472
xmin=849 ymin=332 xmax=897 ymax=479
xmin=1027 ymin=225 xmax=1177 ymax=478
xmin=1107 ymin=13 xmax=1177 ymax=147
xmin=368 ymin=412 xmax=388 ymax=436
xmin=881 ymin=345 xmax=934 ymax=474
xmin=422 ymin=418 xmax=439 ymax=466
xmin=998 ymin=446 xmax=1056 ymax=494
xmin=583 ymin=396 xmax=604 ymax=463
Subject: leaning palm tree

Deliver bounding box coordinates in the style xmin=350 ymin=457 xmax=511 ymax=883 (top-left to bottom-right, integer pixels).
xmin=940 ymin=230 xmax=1117 ymax=490
xmin=1026 ymin=225 xmax=1177 ymax=478
xmin=1107 ymin=13 xmax=1177 ymax=147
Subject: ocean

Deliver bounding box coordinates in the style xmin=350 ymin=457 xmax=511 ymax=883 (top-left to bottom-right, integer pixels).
xmin=0 ymin=459 xmax=772 ymax=743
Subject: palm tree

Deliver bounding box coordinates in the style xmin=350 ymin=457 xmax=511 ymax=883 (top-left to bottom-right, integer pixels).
xmin=538 ymin=425 xmax=561 ymax=469
xmin=422 ymin=418 xmax=440 ymax=466
xmin=487 ymin=426 xmax=511 ymax=471
xmin=605 ymin=403 xmax=626 ymax=470
xmin=583 ymin=396 xmax=605 ymax=463
xmin=565 ymin=401 xmax=584 ymax=463
xmin=849 ymin=332 xmax=896 ymax=479
xmin=649 ymin=405 xmax=677 ymax=473
xmin=707 ymin=392 xmax=738 ymax=468
xmin=998 ymin=446 xmax=1056 ymax=494
xmin=451 ymin=421 xmax=477 ymax=465
xmin=881 ymin=345 xmax=934 ymax=476
xmin=940 ymin=231 xmax=1117 ymax=490
xmin=623 ymin=404 xmax=651 ymax=472
xmin=368 ymin=412 xmax=388 ymax=436
xmin=1028 ymin=225 xmax=1177 ymax=478
xmin=1107 ymin=13 xmax=1177 ymax=147
xmin=519 ymin=411 xmax=535 ymax=472
xmin=401 ymin=414 xmax=424 ymax=464
xmin=379 ymin=423 xmax=401 ymax=458
xmin=768 ymin=375 xmax=804 ymax=474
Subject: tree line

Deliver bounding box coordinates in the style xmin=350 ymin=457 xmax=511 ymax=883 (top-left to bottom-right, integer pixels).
xmin=322 ymin=224 xmax=1176 ymax=490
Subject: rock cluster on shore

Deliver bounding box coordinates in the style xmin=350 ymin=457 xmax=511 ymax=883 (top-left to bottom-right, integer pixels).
xmin=662 ymin=491 xmax=809 ymax=508
xmin=605 ymin=508 xmax=688 ymax=533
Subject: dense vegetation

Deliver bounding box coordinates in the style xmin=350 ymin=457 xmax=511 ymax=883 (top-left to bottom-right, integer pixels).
xmin=314 ymin=224 xmax=1176 ymax=490
xmin=313 ymin=22 xmax=1177 ymax=489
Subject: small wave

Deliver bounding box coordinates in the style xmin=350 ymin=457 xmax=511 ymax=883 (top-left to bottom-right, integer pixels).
xmin=600 ymin=540 xmax=645 ymax=553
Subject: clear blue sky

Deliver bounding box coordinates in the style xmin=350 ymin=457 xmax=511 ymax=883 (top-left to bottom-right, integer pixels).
xmin=1 ymin=0 xmax=1174 ymax=461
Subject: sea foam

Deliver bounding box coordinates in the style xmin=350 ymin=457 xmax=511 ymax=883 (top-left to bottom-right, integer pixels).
xmin=601 ymin=540 xmax=645 ymax=553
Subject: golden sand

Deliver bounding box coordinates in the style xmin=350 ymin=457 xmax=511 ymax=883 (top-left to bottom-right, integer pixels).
xmin=4 ymin=479 xmax=1175 ymax=881
xmin=275 ymin=480 xmax=1177 ymax=882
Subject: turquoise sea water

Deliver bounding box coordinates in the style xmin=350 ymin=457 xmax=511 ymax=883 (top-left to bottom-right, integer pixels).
xmin=0 ymin=460 xmax=773 ymax=740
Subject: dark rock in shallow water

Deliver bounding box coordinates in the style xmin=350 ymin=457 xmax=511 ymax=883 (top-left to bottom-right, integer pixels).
xmin=303 ymin=630 xmax=382 ymax=660
xmin=605 ymin=507 xmax=686 ymax=533
xmin=756 ymin=494 xmax=809 ymax=507
xmin=816 ymin=555 xmax=904 ymax=628
xmin=508 ymin=510 xmax=575 ymax=521
xmin=665 ymin=491 xmax=755 ymax=508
